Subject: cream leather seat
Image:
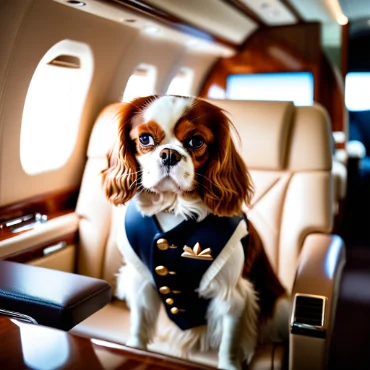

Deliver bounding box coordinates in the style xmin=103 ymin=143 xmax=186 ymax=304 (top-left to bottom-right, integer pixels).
xmin=71 ymin=100 xmax=346 ymax=370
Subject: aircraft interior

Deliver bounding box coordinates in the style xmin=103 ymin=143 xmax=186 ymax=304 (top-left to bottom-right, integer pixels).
xmin=1 ymin=0 xmax=370 ymax=369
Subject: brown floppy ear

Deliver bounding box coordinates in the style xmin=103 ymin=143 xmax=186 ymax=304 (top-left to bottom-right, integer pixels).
xmin=101 ymin=96 xmax=157 ymax=205
xmin=200 ymin=108 xmax=254 ymax=216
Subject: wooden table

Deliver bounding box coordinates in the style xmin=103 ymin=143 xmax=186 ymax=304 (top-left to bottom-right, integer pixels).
xmin=0 ymin=317 xmax=213 ymax=369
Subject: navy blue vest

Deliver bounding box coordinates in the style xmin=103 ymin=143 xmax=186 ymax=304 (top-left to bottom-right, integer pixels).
xmin=125 ymin=199 xmax=244 ymax=330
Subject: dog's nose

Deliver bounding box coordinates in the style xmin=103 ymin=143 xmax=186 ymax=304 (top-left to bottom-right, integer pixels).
xmin=160 ymin=148 xmax=182 ymax=167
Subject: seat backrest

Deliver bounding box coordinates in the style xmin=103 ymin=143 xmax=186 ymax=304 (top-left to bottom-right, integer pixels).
xmin=207 ymin=100 xmax=333 ymax=289
xmin=76 ymin=99 xmax=333 ymax=292
xmin=75 ymin=103 xmax=125 ymax=288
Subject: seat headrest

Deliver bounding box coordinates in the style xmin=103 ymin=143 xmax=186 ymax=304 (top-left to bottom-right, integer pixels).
xmin=88 ymin=100 xmax=333 ymax=172
xmin=206 ymin=99 xmax=294 ymax=170
xmin=287 ymin=105 xmax=332 ymax=171
xmin=87 ymin=103 xmax=121 ymax=158
xmin=206 ymin=99 xmax=332 ymax=171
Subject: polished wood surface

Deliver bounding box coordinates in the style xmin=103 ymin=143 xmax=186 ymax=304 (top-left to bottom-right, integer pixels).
xmin=318 ymin=49 xmax=346 ymax=141
xmin=0 ymin=187 xmax=79 ymax=221
xmin=0 ymin=187 xmax=79 ymax=242
xmin=0 ymin=211 xmax=77 ymax=243
xmin=201 ymin=23 xmax=321 ymax=94
xmin=0 ymin=317 xmax=213 ymax=370
xmin=2 ymin=231 xmax=78 ymax=263
xmin=200 ymin=22 xmax=347 ymax=136
xmin=341 ymin=23 xmax=349 ymax=79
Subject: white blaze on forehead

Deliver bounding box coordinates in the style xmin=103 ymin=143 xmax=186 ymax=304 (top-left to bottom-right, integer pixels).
xmin=142 ymin=96 xmax=194 ymax=133
xmin=137 ymin=96 xmax=196 ymax=197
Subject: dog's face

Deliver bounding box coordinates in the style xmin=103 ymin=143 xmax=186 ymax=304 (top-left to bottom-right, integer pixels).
xmin=102 ymin=95 xmax=253 ymax=217
xmin=130 ymin=96 xmax=205 ymax=194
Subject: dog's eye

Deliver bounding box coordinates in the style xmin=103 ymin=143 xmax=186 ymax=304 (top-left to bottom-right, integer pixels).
xmin=187 ymin=136 xmax=204 ymax=149
xmin=139 ymin=134 xmax=154 ymax=146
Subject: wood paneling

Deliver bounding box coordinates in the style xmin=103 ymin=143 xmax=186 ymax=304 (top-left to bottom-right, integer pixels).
xmin=0 ymin=187 xmax=78 ymax=223
xmin=0 ymin=210 xmax=77 ymax=243
xmin=319 ymin=50 xmax=346 ymax=136
xmin=341 ymin=23 xmax=349 ymax=78
xmin=0 ymin=317 xmax=213 ymax=370
xmin=200 ymin=23 xmax=347 ymax=137
xmin=200 ymin=23 xmax=321 ymax=96
xmin=2 ymin=232 xmax=78 ymax=263
xmin=0 ymin=187 xmax=79 ymax=242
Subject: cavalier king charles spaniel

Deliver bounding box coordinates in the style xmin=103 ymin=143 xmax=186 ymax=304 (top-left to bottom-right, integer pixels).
xmin=102 ymin=95 xmax=289 ymax=370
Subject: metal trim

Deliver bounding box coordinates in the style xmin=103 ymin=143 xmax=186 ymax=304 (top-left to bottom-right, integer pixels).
xmin=290 ymin=293 xmax=327 ymax=338
xmin=0 ymin=308 xmax=38 ymax=325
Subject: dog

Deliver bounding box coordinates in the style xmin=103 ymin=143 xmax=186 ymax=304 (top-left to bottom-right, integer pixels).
xmin=102 ymin=95 xmax=289 ymax=370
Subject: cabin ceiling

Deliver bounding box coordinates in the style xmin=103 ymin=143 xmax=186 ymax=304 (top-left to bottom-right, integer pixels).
xmin=108 ymin=0 xmax=303 ymax=47
xmin=239 ymin=0 xmax=297 ymax=25
xmin=141 ymin=0 xmax=257 ymax=44
xmin=56 ymin=0 xmax=369 ymax=53
xmin=54 ymin=0 xmax=304 ymax=49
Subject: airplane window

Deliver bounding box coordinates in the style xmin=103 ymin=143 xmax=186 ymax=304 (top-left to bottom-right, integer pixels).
xmin=20 ymin=40 xmax=93 ymax=175
xmin=166 ymin=68 xmax=194 ymax=95
xmin=345 ymin=72 xmax=370 ymax=111
xmin=122 ymin=64 xmax=157 ymax=102
xmin=226 ymin=72 xmax=314 ymax=105
xmin=207 ymin=84 xmax=226 ymax=99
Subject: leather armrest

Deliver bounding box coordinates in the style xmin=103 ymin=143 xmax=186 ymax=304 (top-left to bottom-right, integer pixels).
xmin=289 ymin=234 xmax=346 ymax=370
xmin=0 ymin=260 xmax=111 ymax=331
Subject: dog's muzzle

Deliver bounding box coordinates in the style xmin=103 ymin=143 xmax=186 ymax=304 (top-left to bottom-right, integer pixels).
xmin=160 ymin=148 xmax=182 ymax=168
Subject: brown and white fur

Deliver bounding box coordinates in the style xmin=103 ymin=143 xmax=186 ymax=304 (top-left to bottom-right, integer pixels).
xmin=102 ymin=95 xmax=289 ymax=370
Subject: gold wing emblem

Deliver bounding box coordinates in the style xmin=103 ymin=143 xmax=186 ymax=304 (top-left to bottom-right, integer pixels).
xmin=181 ymin=242 xmax=213 ymax=261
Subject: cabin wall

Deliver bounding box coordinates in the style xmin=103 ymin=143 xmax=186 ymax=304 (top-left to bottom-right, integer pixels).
xmin=200 ymin=23 xmax=347 ymax=142
xmin=0 ymin=0 xmax=218 ymax=207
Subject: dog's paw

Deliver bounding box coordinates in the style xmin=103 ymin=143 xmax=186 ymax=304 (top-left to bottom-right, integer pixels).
xmin=126 ymin=336 xmax=148 ymax=350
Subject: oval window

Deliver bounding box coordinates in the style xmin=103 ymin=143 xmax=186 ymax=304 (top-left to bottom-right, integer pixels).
xmin=20 ymin=39 xmax=94 ymax=175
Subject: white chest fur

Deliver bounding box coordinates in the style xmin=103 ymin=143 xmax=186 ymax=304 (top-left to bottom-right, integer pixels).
xmin=155 ymin=212 xmax=185 ymax=232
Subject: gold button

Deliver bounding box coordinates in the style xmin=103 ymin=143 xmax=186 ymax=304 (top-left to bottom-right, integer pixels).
xmin=157 ymin=238 xmax=169 ymax=250
xmin=172 ymin=290 xmax=182 ymax=294
xmin=170 ymin=307 xmax=179 ymax=315
xmin=159 ymin=286 xmax=170 ymax=294
xmin=165 ymin=298 xmax=174 ymax=305
xmin=155 ymin=266 xmax=168 ymax=276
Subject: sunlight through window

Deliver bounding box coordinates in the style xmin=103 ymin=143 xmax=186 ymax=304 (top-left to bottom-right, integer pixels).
xmin=345 ymin=72 xmax=370 ymax=111
xmin=226 ymin=72 xmax=314 ymax=105
xmin=20 ymin=40 xmax=93 ymax=175
xmin=122 ymin=64 xmax=157 ymax=102
xmin=207 ymin=84 xmax=226 ymax=99
xmin=166 ymin=68 xmax=194 ymax=95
